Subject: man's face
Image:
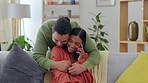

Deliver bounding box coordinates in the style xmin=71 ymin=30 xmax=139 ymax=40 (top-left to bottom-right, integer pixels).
xmin=52 ymin=32 xmax=69 ymax=47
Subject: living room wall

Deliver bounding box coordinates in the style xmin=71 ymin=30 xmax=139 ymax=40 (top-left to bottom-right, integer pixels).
xmin=20 ymin=0 xmax=42 ymax=47
xmin=80 ymin=0 xmax=118 ymax=52
xmin=21 ymin=0 xmax=120 ymax=52
xmin=0 ymin=0 xmax=142 ymax=52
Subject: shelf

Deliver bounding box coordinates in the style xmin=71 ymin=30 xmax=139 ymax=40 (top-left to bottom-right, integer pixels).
xmin=42 ymin=0 xmax=80 ymax=23
xmin=143 ymin=20 xmax=148 ymax=22
xmin=46 ymin=2 xmax=79 ymax=5
xmin=120 ymin=0 xmax=141 ymax=2
xmin=59 ymin=15 xmax=80 ymax=18
xmin=44 ymin=15 xmax=80 ymax=20
xmin=119 ymin=0 xmax=148 ymax=52
xmin=120 ymin=41 xmax=148 ymax=44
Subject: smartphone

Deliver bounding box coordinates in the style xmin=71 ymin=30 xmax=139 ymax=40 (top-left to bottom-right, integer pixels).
xmin=73 ymin=43 xmax=84 ymax=59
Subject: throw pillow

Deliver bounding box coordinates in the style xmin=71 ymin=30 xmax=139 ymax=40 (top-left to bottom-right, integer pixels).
xmin=0 ymin=44 xmax=46 ymax=83
xmin=116 ymin=51 xmax=148 ymax=83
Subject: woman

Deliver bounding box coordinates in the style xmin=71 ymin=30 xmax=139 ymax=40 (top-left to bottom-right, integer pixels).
xmin=50 ymin=28 xmax=93 ymax=83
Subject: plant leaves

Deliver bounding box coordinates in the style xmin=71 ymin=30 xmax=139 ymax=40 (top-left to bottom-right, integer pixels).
xmin=103 ymin=39 xmax=109 ymax=43
xmin=98 ymin=24 xmax=104 ymax=29
xmin=88 ymin=12 xmax=109 ymax=51
xmin=7 ymin=35 xmax=33 ymax=51
xmin=104 ymin=45 xmax=109 ymax=50
xmin=89 ymin=34 xmax=95 ymax=36
xmin=93 ymin=25 xmax=97 ymax=31
xmin=88 ymin=28 xmax=95 ymax=32
xmin=101 ymin=32 xmax=105 ymax=36
xmin=97 ymin=43 xmax=105 ymax=51
xmin=92 ymin=18 xmax=97 ymax=24
xmin=96 ymin=12 xmax=101 ymax=22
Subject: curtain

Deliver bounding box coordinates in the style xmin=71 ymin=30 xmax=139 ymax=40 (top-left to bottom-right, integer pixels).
xmin=0 ymin=0 xmax=19 ymax=50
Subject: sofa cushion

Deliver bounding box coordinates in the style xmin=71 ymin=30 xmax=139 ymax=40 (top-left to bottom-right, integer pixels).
xmin=116 ymin=51 xmax=148 ymax=83
xmin=107 ymin=52 xmax=138 ymax=83
xmin=0 ymin=51 xmax=9 ymax=69
xmin=0 ymin=44 xmax=46 ymax=83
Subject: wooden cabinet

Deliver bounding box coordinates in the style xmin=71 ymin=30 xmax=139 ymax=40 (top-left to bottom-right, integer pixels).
xmin=119 ymin=0 xmax=148 ymax=52
xmin=42 ymin=0 xmax=80 ymax=22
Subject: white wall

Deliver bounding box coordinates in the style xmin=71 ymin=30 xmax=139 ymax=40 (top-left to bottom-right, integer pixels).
xmin=80 ymin=0 xmax=119 ymax=52
xmin=0 ymin=0 xmax=13 ymax=50
xmin=20 ymin=0 xmax=142 ymax=52
xmin=0 ymin=0 xmax=6 ymax=40
xmin=0 ymin=0 xmax=7 ymax=40
xmin=20 ymin=0 xmax=42 ymax=46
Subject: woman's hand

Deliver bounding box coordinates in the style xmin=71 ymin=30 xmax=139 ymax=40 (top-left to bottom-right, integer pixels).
xmin=68 ymin=63 xmax=86 ymax=75
xmin=76 ymin=44 xmax=85 ymax=60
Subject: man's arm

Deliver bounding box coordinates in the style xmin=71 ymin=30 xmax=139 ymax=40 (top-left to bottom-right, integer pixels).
xmin=33 ymin=27 xmax=53 ymax=70
xmin=83 ymin=32 xmax=101 ymax=70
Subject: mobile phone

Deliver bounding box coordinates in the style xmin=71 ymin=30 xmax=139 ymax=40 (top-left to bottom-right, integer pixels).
xmin=73 ymin=43 xmax=84 ymax=59
xmin=76 ymin=44 xmax=82 ymax=52
xmin=76 ymin=50 xmax=81 ymax=52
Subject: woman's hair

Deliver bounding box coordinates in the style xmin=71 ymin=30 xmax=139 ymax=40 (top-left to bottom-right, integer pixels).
xmin=70 ymin=28 xmax=86 ymax=46
xmin=52 ymin=17 xmax=72 ymax=35
xmin=70 ymin=28 xmax=86 ymax=59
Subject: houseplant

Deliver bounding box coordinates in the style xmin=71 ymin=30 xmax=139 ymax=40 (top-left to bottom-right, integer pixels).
xmin=7 ymin=35 xmax=33 ymax=51
xmin=88 ymin=12 xmax=109 ymax=51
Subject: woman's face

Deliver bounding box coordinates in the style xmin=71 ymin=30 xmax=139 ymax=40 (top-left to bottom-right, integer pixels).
xmin=67 ymin=35 xmax=82 ymax=53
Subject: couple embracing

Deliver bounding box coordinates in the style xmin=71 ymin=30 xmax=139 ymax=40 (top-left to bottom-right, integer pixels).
xmin=33 ymin=17 xmax=101 ymax=83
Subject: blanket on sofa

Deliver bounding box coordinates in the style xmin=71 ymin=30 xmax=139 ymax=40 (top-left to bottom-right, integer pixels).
xmin=92 ymin=51 xmax=109 ymax=83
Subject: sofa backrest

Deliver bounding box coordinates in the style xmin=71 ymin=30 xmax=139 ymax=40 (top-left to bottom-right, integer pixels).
xmin=0 ymin=51 xmax=139 ymax=83
xmin=0 ymin=51 xmax=33 ymax=69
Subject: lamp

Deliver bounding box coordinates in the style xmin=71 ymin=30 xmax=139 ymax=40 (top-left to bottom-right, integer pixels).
xmin=7 ymin=3 xmax=30 ymax=39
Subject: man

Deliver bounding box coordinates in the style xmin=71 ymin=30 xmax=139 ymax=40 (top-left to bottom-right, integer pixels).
xmin=33 ymin=17 xmax=100 ymax=75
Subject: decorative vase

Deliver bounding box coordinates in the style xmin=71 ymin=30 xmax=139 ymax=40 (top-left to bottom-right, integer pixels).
xmin=145 ymin=26 xmax=148 ymax=40
xmin=48 ymin=0 xmax=53 ymax=5
xmin=128 ymin=21 xmax=139 ymax=41
xmin=70 ymin=0 xmax=75 ymax=4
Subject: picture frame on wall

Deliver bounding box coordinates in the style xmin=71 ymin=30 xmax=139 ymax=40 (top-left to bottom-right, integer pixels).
xmin=97 ymin=0 xmax=116 ymax=6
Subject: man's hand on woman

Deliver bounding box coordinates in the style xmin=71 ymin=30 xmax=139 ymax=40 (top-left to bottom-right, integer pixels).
xmin=68 ymin=63 xmax=86 ymax=75
xmin=51 ymin=60 xmax=71 ymax=72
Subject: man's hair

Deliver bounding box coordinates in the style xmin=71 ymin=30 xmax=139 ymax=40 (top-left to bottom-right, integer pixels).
xmin=52 ymin=17 xmax=72 ymax=35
